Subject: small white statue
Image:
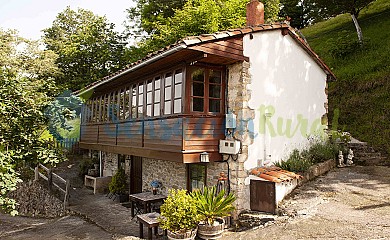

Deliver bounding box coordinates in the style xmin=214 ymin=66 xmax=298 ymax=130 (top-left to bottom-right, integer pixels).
xmin=346 ymin=149 xmax=354 ymax=166
xmin=338 ymin=150 xmax=345 ymax=167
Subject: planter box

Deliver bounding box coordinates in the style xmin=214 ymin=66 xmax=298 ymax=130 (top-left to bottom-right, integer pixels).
xmin=84 ymin=175 xmax=112 ymax=194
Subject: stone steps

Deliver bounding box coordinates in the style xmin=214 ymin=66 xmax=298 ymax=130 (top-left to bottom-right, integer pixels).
xmin=347 ymin=142 xmax=389 ymax=166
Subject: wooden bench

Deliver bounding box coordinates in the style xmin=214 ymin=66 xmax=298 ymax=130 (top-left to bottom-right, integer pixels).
xmin=137 ymin=212 xmax=165 ymax=239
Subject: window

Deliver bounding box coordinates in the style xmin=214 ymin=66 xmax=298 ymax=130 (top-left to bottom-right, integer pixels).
xmin=191 ymin=67 xmax=223 ymax=113
xmin=124 ymin=87 xmax=131 ymax=119
xmin=138 ymin=83 xmax=144 ymax=118
xmin=164 ymin=73 xmax=172 ymax=115
xmin=131 ymin=85 xmax=137 ymax=119
xmin=154 ymin=77 xmax=161 ymax=116
xmin=187 ymin=164 xmax=206 ymax=191
xmin=173 ymin=70 xmax=183 ymax=114
xmin=146 ymin=79 xmax=153 ymax=117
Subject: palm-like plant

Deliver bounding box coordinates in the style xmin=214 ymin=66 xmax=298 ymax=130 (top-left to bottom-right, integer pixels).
xmin=190 ymin=186 xmax=236 ymax=225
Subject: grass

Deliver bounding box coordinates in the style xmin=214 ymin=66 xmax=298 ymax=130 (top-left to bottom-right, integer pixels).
xmin=301 ymin=0 xmax=390 ymax=153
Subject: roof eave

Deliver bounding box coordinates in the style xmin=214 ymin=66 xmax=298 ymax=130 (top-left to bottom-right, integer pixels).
xmin=76 ymin=43 xmax=187 ymax=97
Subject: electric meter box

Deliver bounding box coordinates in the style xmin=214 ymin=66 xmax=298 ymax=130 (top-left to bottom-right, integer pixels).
xmin=219 ymin=140 xmax=241 ymax=154
xmin=225 ymin=113 xmax=236 ymax=129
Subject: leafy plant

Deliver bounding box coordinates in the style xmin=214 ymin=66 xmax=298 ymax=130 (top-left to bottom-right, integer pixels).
xmin=108 ymin=168 xmax=127 ymax=194
xmin=190 ymin=186 xmax=236 ymax=225
xmin=275 ymin=149 xmax=313 ymax=173
xmin=159 ymin=189 xmax=200 ymax=233
xmin=302 ymin=140 xmax=340 ymax=164
xmin=78 ymin=158 xmax=94 ymax=177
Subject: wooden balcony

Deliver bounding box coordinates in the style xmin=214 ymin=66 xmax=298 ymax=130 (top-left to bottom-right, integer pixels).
xmin=79 ymin=116 xmax=225 ymax=163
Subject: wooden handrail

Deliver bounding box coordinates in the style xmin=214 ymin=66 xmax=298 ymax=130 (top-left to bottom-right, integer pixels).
xmin=34 ymin=164 xmax=70 ymax=209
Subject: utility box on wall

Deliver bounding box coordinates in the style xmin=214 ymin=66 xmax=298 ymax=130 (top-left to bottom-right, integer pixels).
xmin=219 ymin=140 xmax=241 ymax=154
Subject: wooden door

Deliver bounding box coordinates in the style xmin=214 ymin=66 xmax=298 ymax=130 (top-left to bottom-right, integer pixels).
xmin=250 ymin=179 xmax=276 ymax=214
xmin=130 ymin=156 xmax=143 ymax=194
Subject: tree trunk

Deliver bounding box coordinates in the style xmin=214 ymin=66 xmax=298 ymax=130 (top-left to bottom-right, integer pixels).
xmin=351 ymin=14 xmax=363 ymax=45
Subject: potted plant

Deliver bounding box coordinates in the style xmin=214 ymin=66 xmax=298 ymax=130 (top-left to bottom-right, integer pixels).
xmin=150 ymin=180 xmax=162 ymax=195
xmin=108 ymin=167 xmax=128 ymax=202
xmin=159 ymin=189 xmax=200 ymax=240
xmin=190 ymin=186 xmax=236 ymax=240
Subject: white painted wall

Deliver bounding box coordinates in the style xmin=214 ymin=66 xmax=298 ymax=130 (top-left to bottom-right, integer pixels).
xmin=243 ymin=30 xmax=328 ymax=171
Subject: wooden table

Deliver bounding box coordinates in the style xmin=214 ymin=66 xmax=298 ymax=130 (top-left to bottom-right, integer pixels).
xmin=129 ymin=192 xmax=167 ymax=217
xmin=137 ymin=212 xmax=166 ymax=239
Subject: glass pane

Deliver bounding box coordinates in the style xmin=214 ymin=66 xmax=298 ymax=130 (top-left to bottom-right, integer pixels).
xmin=147 ymin=80 xmax=152 ymax=91
xmin=154 ymin=103 xmax=160 ymax=116
xmin=138 ymin=84 xmax=143 ymax=94
xmin=165 ymin=73 xmax=172 ymax=86
xmin=155 ymin=89 xmax=160 ymax=103
xmin=164 ymin=101 xmax=171 ymax=115
xmin=209 ymin=70 xmax=222 ymax=83
xmin=146 ymin=105 xmax=152 ymax=117
xmin=132 ymin=107 xmax=137 ymax=118
xmin=192 ymin=68 xmax=204 ymax=82
xmin=192 ymin=98 xmax=204 ymax=112
xmin=209 ymin=99 xmax=221 ymax=112
xmin=138 ymin=93 xmax=143 ymax=105
xmin=175 ymin=70 xmax=182 ymax=84
xmin=132 ymin=86 xmax=137 ymax=107
xmin=138 ymin=106 xmax=143 ymax=116
xmin=174 ymin=99 xmax=182 ymax=114
xmin=189 ymin=164 xmax=206 ymax=191
xmin=165 ymin=86 xmax=171 ymax=101
xmin=192 ymin=82 xmax=204 ymax=97
xmin=155 ymin=78 xmax=161 ymax=89
xmin=147 ymin=92 xmax=152 ymax=104
xmin=175 ymin=83 xmax=182 ymax=98
xmin=209 ymin=85 xmax=221 ymax=98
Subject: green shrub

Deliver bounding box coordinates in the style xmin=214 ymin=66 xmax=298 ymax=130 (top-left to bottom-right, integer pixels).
xmin=78 ymin=158 xmax=93 ymax=177
xmin=108 ymin=168 xmax=127 ymax=194
xmin=275 ymin=149 xmax=312 ymax=173
xmin=303 ymin=141 xmax=340 ymax=164
xmin=159 ymin=189 xmax=200 ymax=233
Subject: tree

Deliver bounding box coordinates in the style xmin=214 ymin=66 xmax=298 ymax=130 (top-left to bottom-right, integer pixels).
xmin=43 ymin=7 xmax=130 ymax=91
xmin=279 ymin=0 xmax=326 ymax=29
xmin=0 ymin=29 xmax=64 ymax=215
xmin=125 ymin=0 xmax=281 ymax=60
xmin=312 ymin=0 xmax=375 ymax=44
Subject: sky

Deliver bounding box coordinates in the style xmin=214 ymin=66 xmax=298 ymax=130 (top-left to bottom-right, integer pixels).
xmin=0 ymin=0 xmax=135 ymax=40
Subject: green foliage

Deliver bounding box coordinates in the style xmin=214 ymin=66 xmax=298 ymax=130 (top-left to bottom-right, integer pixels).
xmin=276 ymin=138 xmax=340 ymax=172
xmin=0 ymin=151 xmax=22 ymax=216
xmin=326 ymin=31 xmax=367 ymax=59
xmin=279 ymin=0 xmax=327 ymax=29
xmin=43 ymin=7 xmax=130 ymax=91
xmin=190 ymin=186 xmax=236 ymax=225
xmin=159 ymin=189 xmax=200 ymax=233
xmin=275 ymin=149 xmax=313 ymax=173
xmin=78 ymin=158 xmax=94 ymax=177
xmin=108 ymin=168 xmax=127 ymax=194
xmin=301 ymin=0 xmax=390 ymax=153
xmin=125 ymin=0 xmax=281 ymax=60
xmin=0 ymin=29 xmax=65 ymax=215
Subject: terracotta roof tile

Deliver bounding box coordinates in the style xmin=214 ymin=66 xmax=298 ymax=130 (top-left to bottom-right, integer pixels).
xmin=250 ymin=167 xmax=302 ymax=183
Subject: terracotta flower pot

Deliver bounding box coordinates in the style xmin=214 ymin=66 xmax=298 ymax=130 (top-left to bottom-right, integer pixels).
xmin=167 ymin=228 xmax=197 ymax=240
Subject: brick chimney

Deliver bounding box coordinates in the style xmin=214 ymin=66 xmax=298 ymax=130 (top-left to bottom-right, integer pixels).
xmin=246 ymin=0 xmax=265 ymax=27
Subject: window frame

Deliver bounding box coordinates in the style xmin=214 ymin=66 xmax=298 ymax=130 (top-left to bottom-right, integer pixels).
xmin=186 ymin=163 xmax=207 ymax=192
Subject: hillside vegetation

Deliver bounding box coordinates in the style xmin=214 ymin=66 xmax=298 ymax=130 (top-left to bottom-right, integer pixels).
xmin=301 ymin=0 xmax=390 ymax=153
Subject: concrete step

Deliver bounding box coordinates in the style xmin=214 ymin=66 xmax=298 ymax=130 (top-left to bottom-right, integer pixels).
xmin=354 ymin=157 xmax=389 ymax=166
xmin=354 ymin=152 xmax=382 ymax=158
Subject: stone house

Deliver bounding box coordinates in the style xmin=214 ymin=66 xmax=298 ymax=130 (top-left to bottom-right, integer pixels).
xmin=77 ymin=0 xmax=334 ymax=216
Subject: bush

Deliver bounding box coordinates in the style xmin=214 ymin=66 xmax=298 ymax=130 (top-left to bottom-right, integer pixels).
xmin=108 ymin=168 xmax=127 ymax=194
xmin=275 ymin=149 xmax=312 ymax=173
xmin=159 ymin=189 xmax=200 ymax=233
xmin=302 ymin=141 xmax=340 ymax=164
xmin=78 ymin=158 xmax=93 ymax=177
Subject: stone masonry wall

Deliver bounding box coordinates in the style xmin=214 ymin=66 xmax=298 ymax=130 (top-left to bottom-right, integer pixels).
xmin=226 ymin=61 xmax=254 ymax=217
xmin=142 ymin=158 xmax=186 ymax=195
xmin=102 ymin=152 xmax=118 ymax=177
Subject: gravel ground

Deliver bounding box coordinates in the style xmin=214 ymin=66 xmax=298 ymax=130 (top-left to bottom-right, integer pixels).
xmin=225 ymin=165 xmax=390 ymax=240
xmin=1 ymin=165 xmax=389 ymax=240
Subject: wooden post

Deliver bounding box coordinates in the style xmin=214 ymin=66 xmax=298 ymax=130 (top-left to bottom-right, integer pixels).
xmin=64 ymin=179 xmax=70 ymax=209
xmin=48 ymin=168 xmax=53 ymax=192
xmin=34 ymin=166 xmax=39 ymax=181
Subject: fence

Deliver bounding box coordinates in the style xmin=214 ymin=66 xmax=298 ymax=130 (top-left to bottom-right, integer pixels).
xmin=49 ymin=138 xmax=80 ymax=154
xmin=34 ymin=163 xmax=70 ymax=209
